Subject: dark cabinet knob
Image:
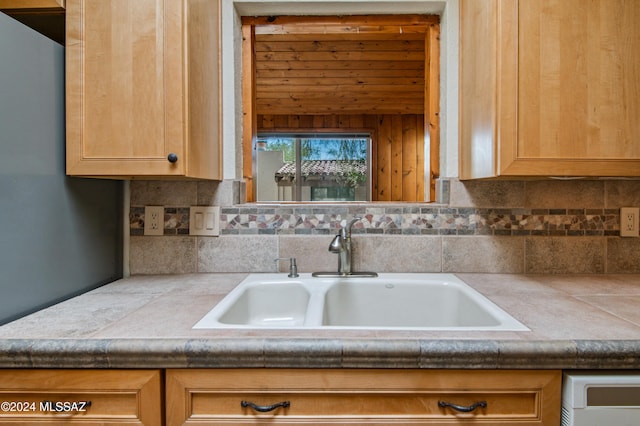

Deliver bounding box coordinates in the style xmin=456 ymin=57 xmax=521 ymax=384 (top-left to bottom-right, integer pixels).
xmin=167 ymin=153 xmax=178 ymax=163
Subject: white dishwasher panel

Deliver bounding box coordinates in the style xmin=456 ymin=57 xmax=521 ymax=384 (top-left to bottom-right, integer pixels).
xmin=562 ymin=372 xmax=640 ymax=426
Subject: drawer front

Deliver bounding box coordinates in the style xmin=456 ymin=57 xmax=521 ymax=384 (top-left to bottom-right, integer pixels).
xmin=190 ymin=390 xmax=539 ymax=421
xmin=0 ymin=369 xmax=162 ymax=425
xmin=167 ymin=369 xmax=561 ymax=425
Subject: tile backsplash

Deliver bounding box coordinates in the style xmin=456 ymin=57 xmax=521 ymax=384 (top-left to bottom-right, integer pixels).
xmin=129 ymin=179 xmax=640 ymax=275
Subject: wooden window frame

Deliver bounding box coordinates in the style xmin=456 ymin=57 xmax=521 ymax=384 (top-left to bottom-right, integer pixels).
xmin=241 ymin=15 xmax=440 ymax=202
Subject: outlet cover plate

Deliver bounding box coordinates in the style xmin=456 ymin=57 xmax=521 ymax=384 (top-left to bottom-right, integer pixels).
xmin=190 ymin=206 xmax=220 ymax=236
xmin=620 ymin=207 xmax=640 ymax=237
xmin=144 ymin=206 xmax=165 ymax=236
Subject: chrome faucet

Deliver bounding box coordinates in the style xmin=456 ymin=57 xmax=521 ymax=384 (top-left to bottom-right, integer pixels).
xmin=329 ymin=217 xmax=360 ymax=275
xmin=312 ymin=218 xmax=377 ymax=278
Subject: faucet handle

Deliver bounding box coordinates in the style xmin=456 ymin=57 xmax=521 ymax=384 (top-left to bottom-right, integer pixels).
xmin=274 ymin=257 xmax=299 ymax=278
xmin=329 ymin=234 xmax=343 ymax=253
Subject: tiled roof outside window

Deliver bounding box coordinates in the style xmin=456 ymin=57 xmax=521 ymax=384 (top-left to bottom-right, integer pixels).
xmin=275 ymin=160 xmax=366 ymax=181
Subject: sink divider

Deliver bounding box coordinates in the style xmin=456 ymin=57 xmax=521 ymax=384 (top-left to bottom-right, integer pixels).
xmin=302 ymin=287 xmax=328 ymax=327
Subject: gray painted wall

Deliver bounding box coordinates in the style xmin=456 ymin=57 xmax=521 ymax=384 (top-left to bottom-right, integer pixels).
xmin=0 ymin=13 xmax=123 ymax=325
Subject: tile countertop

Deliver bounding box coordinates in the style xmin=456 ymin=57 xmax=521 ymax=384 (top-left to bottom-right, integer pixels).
xmin=0 ymin=273 xmax=639 ymax=369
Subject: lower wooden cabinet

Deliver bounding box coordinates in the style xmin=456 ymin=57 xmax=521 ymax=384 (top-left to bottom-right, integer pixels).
xmin=0 ymin=369 xmax=162 ymax=425
xmin=166 ymin=369 xmax=561 ymax=425
xmin=0 ymin=368 xmax=561 ymax=425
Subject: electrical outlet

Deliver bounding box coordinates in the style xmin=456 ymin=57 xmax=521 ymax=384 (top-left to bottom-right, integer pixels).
xmin=144 ymin=206 xmax=165 ymax=236
xmin=620 ymin=207 xmax=640 ymax=237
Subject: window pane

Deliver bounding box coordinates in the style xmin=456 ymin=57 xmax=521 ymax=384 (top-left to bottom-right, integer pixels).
xmin=255 ymin=137 xmax=295 ymax=201
xmin=255 ymin=134 xmax=370 ymax=202
xmin=311 ymin=186 xmax=356 ymax=202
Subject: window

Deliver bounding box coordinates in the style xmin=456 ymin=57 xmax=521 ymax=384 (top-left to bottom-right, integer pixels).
xmin=255 ymin=134 xmax=371 ymax=202
xmin=242 ymin=15 xmax=440 ymax=202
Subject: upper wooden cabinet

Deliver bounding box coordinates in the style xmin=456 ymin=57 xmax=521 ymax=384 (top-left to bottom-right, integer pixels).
xmin=0 ymin=0 xmax=64 ymax=7
xmin=66 ymin=0 xmax=222 ymax=179
xmin=459 ymin=0 xmax=640 ymax=179
xmin=0 ymin=1 xmax=65 ymax=44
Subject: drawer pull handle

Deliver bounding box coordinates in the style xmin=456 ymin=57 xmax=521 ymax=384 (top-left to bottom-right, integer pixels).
xmin=438 ymin=400 xmax=487 ymax=413
xmin=241 ymin=400 xmax=290 ymax=412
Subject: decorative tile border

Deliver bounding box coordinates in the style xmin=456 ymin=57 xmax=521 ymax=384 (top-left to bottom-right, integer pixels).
xmin=130 ymin=206 xmax=620 ymax=237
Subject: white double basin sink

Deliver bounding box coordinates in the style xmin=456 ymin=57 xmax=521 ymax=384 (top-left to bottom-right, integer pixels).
xmin=193 ymin=273 xmax=529 ymax=331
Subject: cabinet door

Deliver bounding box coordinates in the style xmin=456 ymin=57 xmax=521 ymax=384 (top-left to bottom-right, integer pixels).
xmin=0 ymin=369 xmax=162 ymax=425
xmin=0 ymin=1 xmax=64 ymax=7
xmin=460 ymin=0 xmax=640 ymax=178
xmin=166 ymin=369 xmax=561 ymax=425
xmin=66 ymin=0 xmax=185 ymax=177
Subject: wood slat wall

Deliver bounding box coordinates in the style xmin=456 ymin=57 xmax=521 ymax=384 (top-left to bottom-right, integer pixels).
xmin=258 ymin=114 xmax=425 ymax=202
xmin=254 ymin=32 xmax=426 ymax=115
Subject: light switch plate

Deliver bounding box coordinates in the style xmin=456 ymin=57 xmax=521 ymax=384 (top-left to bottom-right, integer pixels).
xmin=189 ymin=206 xmax=220 ymax=236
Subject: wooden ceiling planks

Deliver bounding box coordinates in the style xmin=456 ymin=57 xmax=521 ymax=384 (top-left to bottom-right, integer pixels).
xmin=246 ymin=15 xmax=436 ymax=115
